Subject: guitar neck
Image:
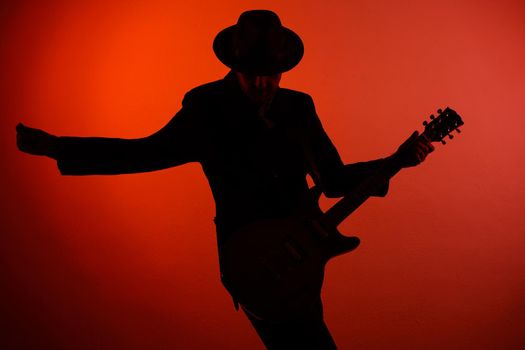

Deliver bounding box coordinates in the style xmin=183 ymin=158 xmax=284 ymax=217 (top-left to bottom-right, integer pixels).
xmin=318 ymin=106 xmax=464 ymax=228
xmin=321 ymin=156 xmax=403 ymax=228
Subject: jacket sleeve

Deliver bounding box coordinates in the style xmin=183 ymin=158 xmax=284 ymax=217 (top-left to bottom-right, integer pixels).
xmin=54 ymin=93 xmax=203 ymax=175
xmin=302 ymin=95 xmax=389 ymax=198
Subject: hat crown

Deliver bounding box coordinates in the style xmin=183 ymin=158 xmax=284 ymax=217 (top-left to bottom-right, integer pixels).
xmin=234 ymin=11 xmax=285 ymax=60
xmin=237 ymin=10 xmax=282 ymax=29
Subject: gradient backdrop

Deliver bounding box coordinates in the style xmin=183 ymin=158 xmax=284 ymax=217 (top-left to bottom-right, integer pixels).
xmin=1 ymin=0 xmax=524 ymax=349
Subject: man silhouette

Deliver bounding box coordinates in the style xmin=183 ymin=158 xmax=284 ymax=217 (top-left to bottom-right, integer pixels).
xmin=17 ymin=10 xmax=433 ymax=350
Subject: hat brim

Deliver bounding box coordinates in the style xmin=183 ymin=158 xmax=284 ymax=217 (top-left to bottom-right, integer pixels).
xmin=213 ymin=25 xmax=304 ymax=75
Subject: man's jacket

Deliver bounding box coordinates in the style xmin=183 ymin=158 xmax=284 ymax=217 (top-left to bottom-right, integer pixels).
xmin=54 ymin=71 xmax=388 ymax=247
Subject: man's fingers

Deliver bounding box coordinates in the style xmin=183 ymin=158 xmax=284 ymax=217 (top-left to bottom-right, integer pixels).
xmin=417 ymin=148 xmax=427 ymax=161
xmin=419 ymin=133 xmax=430 ymax=142
xmin=16 ymin=123 xmax=34 ymax=135
xmin=408 ymin=143 xmax=431 ymax=164
xmin=408 ymin=130 xmax=419 ymax=143
xmin=422 ymin=139 xmax=434 ymax=152
xmin=16 ymin=123 xmax=27 ymax=133
xmin=417 ymin=134 xmax=435 ymax=152
xmin=416 ymin=140 xmax=434 ymax=154
xmin=396 ymin=130 xmax=436 ymax=168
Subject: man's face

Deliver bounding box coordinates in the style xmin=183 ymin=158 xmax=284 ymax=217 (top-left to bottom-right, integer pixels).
xmin=235 ymin=71 xmax=282 ymax=106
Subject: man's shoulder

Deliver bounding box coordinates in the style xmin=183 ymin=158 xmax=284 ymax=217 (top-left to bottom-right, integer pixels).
xmin=182 ymin=78 xmax=226 ymax=105
xmin=275 ymin=88 xmax=315 ymax=113
xmin=277 ymin=88 xmax=313 ymax=102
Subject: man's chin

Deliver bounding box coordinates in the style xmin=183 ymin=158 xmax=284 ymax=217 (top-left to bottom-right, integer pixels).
xmin=254 ymin=94 xmax=275 ymax=106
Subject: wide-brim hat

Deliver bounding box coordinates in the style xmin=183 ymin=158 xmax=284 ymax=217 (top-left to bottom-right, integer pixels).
xmin=213 ymin=10 xmax=304 ymax=75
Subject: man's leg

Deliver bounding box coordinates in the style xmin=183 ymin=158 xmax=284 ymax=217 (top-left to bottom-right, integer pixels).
xmin=243 ymin=297 xmax=337 ymax=350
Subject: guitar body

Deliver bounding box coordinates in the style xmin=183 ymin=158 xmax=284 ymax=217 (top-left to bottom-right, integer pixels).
xmin=221 ymin=215 xmax=360 ymax=321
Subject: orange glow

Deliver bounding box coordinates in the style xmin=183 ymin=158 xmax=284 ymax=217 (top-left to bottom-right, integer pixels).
xmin=2 ymin=1 xmax=524 ymax=349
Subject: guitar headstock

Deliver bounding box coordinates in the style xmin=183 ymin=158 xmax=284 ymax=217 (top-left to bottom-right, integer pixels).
xmin=422 ymin=107 xmax=464 ymax=144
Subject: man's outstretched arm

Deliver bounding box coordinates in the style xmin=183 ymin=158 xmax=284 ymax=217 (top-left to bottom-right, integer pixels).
xmin=16 ymin=97 xmax=203 ymax=175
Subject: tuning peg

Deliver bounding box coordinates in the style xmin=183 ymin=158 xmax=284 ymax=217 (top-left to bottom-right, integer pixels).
xmin=441 ymin=140 xmax=446 ymax=145
xmin=448 ymin=134 xmax=454 ymax=139
xmin=455 ymin=128 xmax=461 ymax=133
xmin=437 ymin=108 xmax=443 ymax=114
xmin=423 ymin=121 xmax=428 ymax=126
xmin=430 ymin=114 xmax=435 ymax=120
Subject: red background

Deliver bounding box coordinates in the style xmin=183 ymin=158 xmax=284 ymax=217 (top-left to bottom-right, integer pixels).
xmin=2 ymin=0 xmax=524 ymax=349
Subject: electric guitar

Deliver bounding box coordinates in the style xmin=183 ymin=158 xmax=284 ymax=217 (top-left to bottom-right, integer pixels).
xmin=221 ymin=107 xmax=464 ymax=321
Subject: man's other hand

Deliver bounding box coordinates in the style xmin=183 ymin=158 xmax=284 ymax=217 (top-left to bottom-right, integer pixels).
xmin=16 ymin=123 xmax=58 ymax=158
xmin=392 ymin=131 xmax=434 ymax=168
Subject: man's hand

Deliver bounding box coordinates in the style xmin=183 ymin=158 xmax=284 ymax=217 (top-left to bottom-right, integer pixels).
xmin=16 ymin=123 xmax=59 ymax=158
xmin=392 ymin=131 xmax=434 ymax=168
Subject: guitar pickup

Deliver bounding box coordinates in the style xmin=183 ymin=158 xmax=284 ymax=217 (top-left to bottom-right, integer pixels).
xmin=311 ymin=220 xmax=330 ymax=239
xmin=283 ymin=238 xmax=304 ymax=262
xmin=259 ymin=237 xmax=307 ymax=282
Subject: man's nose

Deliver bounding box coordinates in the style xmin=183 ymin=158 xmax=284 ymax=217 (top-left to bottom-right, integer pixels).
xmin=254 ymin=76 xmax=266 ymax=90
